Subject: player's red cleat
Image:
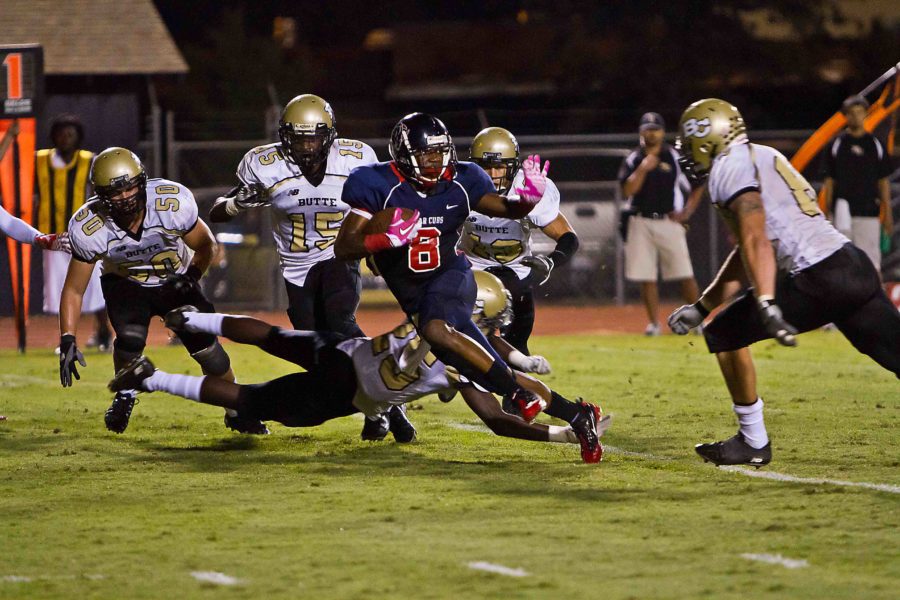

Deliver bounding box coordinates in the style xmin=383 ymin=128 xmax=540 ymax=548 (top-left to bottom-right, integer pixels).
xmin=506 ymin=388 xmax=546 ymax=423
xmin=571 ymin=402 xmax=603 ymax=463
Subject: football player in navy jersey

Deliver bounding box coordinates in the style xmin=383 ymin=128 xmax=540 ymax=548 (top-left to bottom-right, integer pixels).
xmin=335 ymin=113 xmax=589 ymax=427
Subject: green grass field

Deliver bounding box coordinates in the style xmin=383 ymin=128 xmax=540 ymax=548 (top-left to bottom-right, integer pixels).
xmin=1 ymin=331 xmax=897 ymax=599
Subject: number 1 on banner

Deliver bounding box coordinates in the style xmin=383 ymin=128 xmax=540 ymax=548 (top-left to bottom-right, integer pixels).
xmin=3 ymin=53 xmax=22 ymax=99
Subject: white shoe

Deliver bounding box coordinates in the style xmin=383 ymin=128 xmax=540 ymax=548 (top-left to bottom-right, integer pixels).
xmin=644 ymin=322 xmax=661 ymax=336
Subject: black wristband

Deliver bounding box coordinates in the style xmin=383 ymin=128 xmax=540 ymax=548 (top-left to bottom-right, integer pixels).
xmin=693 ymin=301 xmax=710 ymax=318
xmin=186 ymin=265 xmax=203 ymax=281
xmin=60 ymin=333 xmax=76 ymax=346
xmin=548 ymin=232 xmax=579 ymax=267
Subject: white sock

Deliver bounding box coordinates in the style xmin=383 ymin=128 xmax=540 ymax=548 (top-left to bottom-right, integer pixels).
xmin=144 ymin=370 xmax=205 ymax=402
xmin=733 ymin=398 xmax=769 ymax=449
xmin=182 ymin=312 xmax=225 ymax=335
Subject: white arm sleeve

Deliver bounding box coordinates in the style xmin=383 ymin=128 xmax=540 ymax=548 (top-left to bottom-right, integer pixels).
xmin=0 ymin=205 xmax=40 ymax=244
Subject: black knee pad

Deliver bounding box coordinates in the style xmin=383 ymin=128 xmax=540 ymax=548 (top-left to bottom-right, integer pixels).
xmin=191 ymin=341 xmax=231 ymax=376
xmin=113 ymin=325 xmax=147 ymax=357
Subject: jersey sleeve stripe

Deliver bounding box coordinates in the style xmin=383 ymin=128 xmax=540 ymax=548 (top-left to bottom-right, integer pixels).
xmin=382 ymin=182 xmax=403 ymax=210
xmin=453 ymin=180 xmax=472 ymax=213
xmin=350 ymin=207 xmax=373 ymax=219
xmin=722 ymin=185 xmax=760 ymax=208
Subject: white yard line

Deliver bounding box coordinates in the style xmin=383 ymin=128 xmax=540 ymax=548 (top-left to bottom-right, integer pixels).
xmin=448 ymin=422 xmax=490 ymax=433
xmin=444 ymin=422 xmax=898 ymax=493
xmin=721 ymin=466 xmax=900 ymax=494
xmin=741 ymin=553 xmax=809 ymax=569
xmin=467 ymin=562 xmax=530 ymax=577
xmin=1 ymin=574 xmax=105 ymax=583
xmin=603 ymin=445 xmax=673 ymax=461
xmin=190 ymin=571 xmax=244 ymax=586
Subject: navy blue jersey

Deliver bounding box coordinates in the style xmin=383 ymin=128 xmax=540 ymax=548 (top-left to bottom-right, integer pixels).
xmin=343 ymin=160 xmax=496 ymax=313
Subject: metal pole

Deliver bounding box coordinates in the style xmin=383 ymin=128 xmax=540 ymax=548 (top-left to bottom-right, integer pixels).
xmin=146 ymin=78 xmax=162 ymax=177
xmin=166 ymin=111 xmax=176 ymax=181
xmin=614 ymin=185 xmax=624 ymax=306
xmin=708 ymin=199 xmax=719 ymax=281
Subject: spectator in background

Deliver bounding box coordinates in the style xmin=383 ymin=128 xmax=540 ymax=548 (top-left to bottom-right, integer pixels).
xmin=823 ymin=95 xmax=895 ymax=275
xmin=36 ymin=114 xmax=111 ymax=350
xmin=619 ymin=112 xmax=702 ymax=335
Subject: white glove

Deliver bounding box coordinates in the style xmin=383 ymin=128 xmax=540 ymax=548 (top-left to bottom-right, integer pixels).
xmin=507 ymin=350 xmax=552 ymax=374
xmin=667 ymin=302 xmax=707 ymax=335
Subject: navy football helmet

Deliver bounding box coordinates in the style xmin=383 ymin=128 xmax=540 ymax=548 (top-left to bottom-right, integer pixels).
xmin=389 ymin=113 xmax=457 ymax=188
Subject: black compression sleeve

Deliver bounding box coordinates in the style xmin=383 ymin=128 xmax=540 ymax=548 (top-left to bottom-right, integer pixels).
xmin=547 ymin=232 xmax=579 ymax=267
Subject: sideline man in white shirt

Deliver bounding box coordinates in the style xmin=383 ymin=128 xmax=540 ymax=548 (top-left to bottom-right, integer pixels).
xmin=669 ymin=98 xmax=900 ymax=467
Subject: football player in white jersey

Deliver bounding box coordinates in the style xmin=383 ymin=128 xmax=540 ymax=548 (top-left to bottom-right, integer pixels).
xmin=461 ymin=127 xmax=579 ymax=355
xmin=207 ymin=94 xmax=410 ymax=440
xmin=58 ymin=147 xmax=267 ymax=435
xmin=668 ymin=99 xmax=900 ymax=467
xmin=109 ymin=271 xmax=608 ymax=463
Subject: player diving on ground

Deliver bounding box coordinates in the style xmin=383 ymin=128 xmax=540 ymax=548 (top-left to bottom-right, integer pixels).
xmin=109 ymin=271 xmax=608 ymax=463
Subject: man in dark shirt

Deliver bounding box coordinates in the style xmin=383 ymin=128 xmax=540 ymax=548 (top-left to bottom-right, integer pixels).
xmin=618 ymin=112 xmax=702 ymax=335
xmin=823 ymin=95 xmax=894 ymax=274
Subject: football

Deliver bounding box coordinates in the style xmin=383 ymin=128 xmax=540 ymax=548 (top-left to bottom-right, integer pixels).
xmin=363 ymin=207 xmax=417 ymax=234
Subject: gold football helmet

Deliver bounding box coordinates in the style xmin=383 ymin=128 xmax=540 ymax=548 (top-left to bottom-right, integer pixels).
xmin=675 ymin=98 xmax=747 ymax=183
xmin=472 ymin=270 xmax=513 ymax=331
xmin=278 ymin=94 xmax=337 ymax=169
xmin=90 ymin=147 xmax=147 ymax=217
xmin=469 ymin=127 xmax=521 ymax=194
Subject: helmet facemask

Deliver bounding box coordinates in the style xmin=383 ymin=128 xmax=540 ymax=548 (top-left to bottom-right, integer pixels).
xmin=279 ymin=122 xmax=335 ymax=171
xmin=389 ymin=117 xmax=457 ymax=189
xmin=97 ymin=172 xmax=148 ymax=219
xmin=471 ymin=270 xmax=513 ymax=333
xmin=474 ymin=153 xmax=520 ymax=195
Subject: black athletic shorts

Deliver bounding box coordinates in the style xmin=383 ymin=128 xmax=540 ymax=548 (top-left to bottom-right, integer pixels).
xmin=100 ymin=274 xmax=217 ymax=354
xmin=236 ymin=346 xmax=359 ymax=427
xmin=284 ymin=258 xmax=363 ymax=337
xmin=704 ymin=243 xmax=892 ymax=354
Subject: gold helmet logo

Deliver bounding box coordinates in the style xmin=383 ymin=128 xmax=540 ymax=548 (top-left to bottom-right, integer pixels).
xmin=470 ymin=127 xmax=521 ymax=195
xmin=676 ymin=98 xmax=747 ymax=183
xmin=473 ymin=270 xmax=513 ymax=331
xmin=279 ymin=94 xmax=337 ymax=169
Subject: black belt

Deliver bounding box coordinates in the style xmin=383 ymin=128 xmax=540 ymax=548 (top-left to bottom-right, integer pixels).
xmin=636 ymin=211 xmax=668 ymax=220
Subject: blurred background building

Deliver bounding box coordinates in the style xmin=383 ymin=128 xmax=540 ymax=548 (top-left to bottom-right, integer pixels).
xmin=1 ymin=0 xmax=899 ymax=314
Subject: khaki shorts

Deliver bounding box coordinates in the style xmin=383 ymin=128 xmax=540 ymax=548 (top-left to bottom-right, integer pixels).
xmin=43 ymin=249 xmax=105 ymax=314
xmin=625 ymin=216 xmax=694 ymax=282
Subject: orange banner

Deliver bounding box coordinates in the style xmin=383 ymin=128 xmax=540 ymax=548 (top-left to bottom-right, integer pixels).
xmin=0 ymin=118 xmax=36 ymax=349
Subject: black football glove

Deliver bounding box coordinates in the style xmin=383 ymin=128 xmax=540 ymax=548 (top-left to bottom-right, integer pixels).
xmin=162 ymin=264 xmax=203 ymax=298
xmin=220 ymin=184 xmax=269 ymax=215
xmin=521 ymin=254 xmax=554 ymax=286
xmin=59 ymin=334 xmax=86 ymax=387
xmin=758 ymin=298 xmax=798 ymax=347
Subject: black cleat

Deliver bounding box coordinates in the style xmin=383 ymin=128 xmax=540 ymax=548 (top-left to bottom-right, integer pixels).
xmin=361 ymin=413 xmax=389 ymax=441
xmin=501 ymin=394 xmax=520 ymax=417
xmin=163 ymin=305 xmax=199 ymax=332
xmin=570 ymin=401 xmax=603 ymax=463
xmin=695 ymin=431 xmax=772 ymax=467
xmin=224 ymin=414 xmax=270 ymax=435
xmin=388 ymin=404 xmax=417 ymax=443
xmin=105 ymin=391 xmax=138 ymax=434
xmin=109 ymin=356 xmax=156 ymax=393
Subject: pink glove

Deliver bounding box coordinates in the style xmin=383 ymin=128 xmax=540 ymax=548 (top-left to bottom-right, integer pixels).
xmin=513 ymin=154 xmax=550 ymax=205
xmin=364 ymin=208 xmax=421 ymax=253
xmin=35 ymin=232 xmax=71 ymax=253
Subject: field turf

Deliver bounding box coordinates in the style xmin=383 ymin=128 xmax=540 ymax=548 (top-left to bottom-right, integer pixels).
xmin=0 ymin=330 xmax=897 ymax=599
